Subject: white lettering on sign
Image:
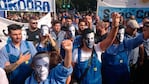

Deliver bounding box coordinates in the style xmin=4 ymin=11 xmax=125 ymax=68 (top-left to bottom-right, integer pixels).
xmin=0 ymin=0 xmax=51 ymax=12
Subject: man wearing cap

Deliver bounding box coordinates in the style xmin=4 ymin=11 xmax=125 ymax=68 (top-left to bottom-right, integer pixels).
xmin=125 ymin=19 xmax=144 ymax=84
xmin=102 ymin=18 xmax=149 ymax=84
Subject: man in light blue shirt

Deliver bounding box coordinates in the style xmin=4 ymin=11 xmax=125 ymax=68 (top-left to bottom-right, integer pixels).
xmin=0 ymin=24 xmax=37 ymax=84
xmin=50 ymin=20 xmax=67 ymax=48
xmin=102 ymin=19 xmax=149 ymax=84
xmin=25 ymin=40 xmax=73 ymax=84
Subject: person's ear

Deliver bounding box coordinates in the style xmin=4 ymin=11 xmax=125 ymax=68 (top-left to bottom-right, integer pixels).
xmin=31 ymin=63 xmax=35 ymax=69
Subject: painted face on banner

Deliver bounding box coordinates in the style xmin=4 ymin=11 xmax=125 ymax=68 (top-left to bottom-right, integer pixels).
xmin=117 ymin=28 xmax=125 ymax=43
xmin=69 ymin=26 xmax=76 ymax=38
xmin=34 ymin=57 xmax=49 ymax=81
xmin=84 ymin=32 xmax=95 ymax=49
xmin=41 ymin=26 xmax=49 ymax=36
xmin=22 ymin=29 xmax=27 ymax=40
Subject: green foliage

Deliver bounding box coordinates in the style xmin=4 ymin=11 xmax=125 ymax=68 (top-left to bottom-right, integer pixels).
xmin=72 ymin=0 xmax=97 ymax=11
xmin=55 ymin=0 xmax=97 ymax=11
xmin=55 ymin=0 xmax=63 ymax=8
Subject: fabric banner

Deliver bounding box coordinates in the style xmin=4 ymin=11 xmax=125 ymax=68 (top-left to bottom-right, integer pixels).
xmin=0 ymin=11 xmax=5 ymax=17
xmin=97 ymin=0 xmax=149 ymax=22
xmin=0 ymin=0 xmax=55 ymax=12
xmin=0 ymin=16 xmax=28 ymax=49
xmin=37 ymin=12 xmax=52 ymax=28
xmin=0 ymin=12 xmax=51 ymax=49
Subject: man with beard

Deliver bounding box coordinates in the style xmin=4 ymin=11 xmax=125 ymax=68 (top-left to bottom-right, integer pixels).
xmin=26 ymin=17 xmax=41 ymax=45
xmin=0 ymin=24 xmax=37 ymax=84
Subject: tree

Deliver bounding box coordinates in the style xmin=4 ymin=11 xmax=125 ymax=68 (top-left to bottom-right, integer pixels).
xmin=55 ymin=0 xmax=97 ymax=12
xmin=56 ymin=0 xmax=63 ymax=9
xmin=72 ymin=0 xmax=97 ymax=12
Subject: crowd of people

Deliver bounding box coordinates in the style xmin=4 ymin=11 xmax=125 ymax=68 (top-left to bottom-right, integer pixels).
xmin=0 ymin=11 xmax=149 ymax=84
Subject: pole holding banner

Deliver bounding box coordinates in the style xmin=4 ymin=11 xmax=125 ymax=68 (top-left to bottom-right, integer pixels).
xmin=53 ymin=0 xmax=57 ymax=20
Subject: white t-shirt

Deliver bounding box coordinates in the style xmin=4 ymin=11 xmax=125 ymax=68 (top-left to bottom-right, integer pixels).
xmin=0 ymin=68 xmax=9 ymax=84
xmin=72 ymin=44 xmax=103 ymax=63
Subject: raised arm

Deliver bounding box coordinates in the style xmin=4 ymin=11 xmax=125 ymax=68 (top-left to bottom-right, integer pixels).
xmin=99 ymin=12 xmax=121 ymax=51
xmin=48 ymin=34 xmax=56 ymax=47
xmin=61 ymin=40 xmax=72 ymax=68
xmin=48 ymin=34 xmax=60 ymax=52
xmin=139 ymin=44 xmax=144 ymax=66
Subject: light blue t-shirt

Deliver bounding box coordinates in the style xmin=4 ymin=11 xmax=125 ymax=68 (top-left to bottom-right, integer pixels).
xmin=25 ymin=63 xmax=73 ymax=84
xmin=0 ymin=40 xmax=37 ymax=68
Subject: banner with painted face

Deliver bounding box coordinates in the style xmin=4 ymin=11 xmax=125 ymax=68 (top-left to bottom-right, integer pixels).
xmin=0 ymin=0 xmax=55 ymax=12
xmin=97 ymin=0 xmax=149 ymax=23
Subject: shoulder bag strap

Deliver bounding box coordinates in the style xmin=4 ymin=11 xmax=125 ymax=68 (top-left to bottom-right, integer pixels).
xmin=78 ymin=47 xmax=95 ymax=83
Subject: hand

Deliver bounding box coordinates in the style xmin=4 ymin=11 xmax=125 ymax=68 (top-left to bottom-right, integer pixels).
xmin=5 ymin=61 xmax=10 ymax=67
xmin=62 ymin=40 xmax=72 ymax=51
xmin=112 ymin=12 xmax=121 ymax=28
xmin=17 ymin=53 xmax=31 ymax=64
xmin=41 ymin=35 xmax=49 ymax=44
xmin=48 ymin=33 xmax=52 ymax=38
xmin=139 ymin=60 xmax=144 ymax=66
xmin=86 ymin=17 xmax=92 ymax=24
xmin=43 ymin=34 xmax=53 ymax=42
xmin=47 ymin=33 xmax=53 ymax=40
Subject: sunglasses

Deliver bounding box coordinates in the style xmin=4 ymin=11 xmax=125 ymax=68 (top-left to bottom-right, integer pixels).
xmin=31 ymin=22 xmax=38 ymax=24
xmin=144 ymin=22 xmax=149 ymax=27
xmin=144 ymin=25 xmax=149 ymax=27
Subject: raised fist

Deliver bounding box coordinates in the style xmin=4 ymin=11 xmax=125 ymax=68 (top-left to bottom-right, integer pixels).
xmin=112 ymin=12 xmax=121 ymax=28
xmin=61 ymin=40 xmax=72 ymax=51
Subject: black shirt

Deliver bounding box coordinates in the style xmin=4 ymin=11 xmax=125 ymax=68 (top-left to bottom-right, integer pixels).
xmin=26 ymin=28 xmax=41 ymax=43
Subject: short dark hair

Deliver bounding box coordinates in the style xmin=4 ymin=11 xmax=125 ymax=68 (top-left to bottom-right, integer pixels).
xmin=65 ymin=16 xmax=72 ymax=20
xmin=31 ymin=51 xmax=62 ymax=69
xmin=52 ymin=20 xmax=61 ymax=26
xmin=78 ymin=19 xmax=86 ymax=25
xmin=7 ymin=24 xmax=22 ymax=34
xmin=119 ymin=24 xmax=126 ymax=30
xmin=31 ymin=51 xmax=50 ymax=67
xmin=30 ymin=16 xmax=38 ymax=20
xmin=82 ymin=28 xmax=94 ymax=39
xmin=49 ymin=51 xmax=62 ymax=69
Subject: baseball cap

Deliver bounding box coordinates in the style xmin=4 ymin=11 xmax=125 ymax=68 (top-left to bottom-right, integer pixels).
xmin=127 ymin=20 xmax=139 ymax=29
